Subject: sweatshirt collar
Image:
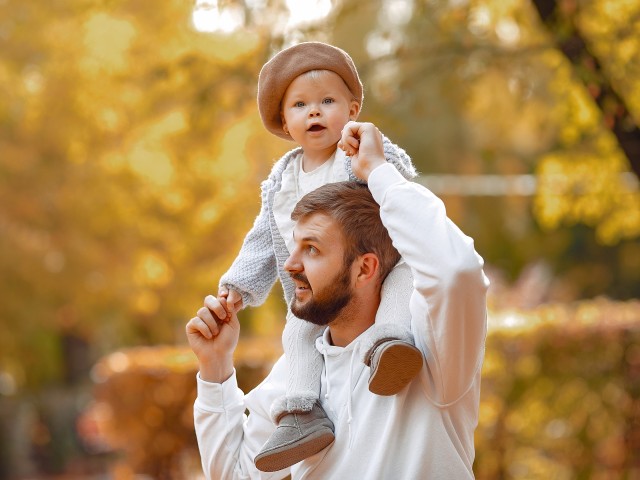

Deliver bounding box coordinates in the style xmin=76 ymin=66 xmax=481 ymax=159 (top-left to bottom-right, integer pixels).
xmin=314 ymin=325 xmax=371 ymax=357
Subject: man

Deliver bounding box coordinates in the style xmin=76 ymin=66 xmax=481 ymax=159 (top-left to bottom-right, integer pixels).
xmin=186 ymin=122 xmax=490 ymax=479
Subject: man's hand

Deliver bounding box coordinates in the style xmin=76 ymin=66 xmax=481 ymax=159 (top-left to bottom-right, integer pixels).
xmin=186 ymin=295 xmax=241 ymax=383
xmin=338 ymin=121 xmax=386 ymax=181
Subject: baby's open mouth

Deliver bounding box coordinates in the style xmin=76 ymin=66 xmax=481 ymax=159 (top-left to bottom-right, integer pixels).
xmin=308 ymin=124 xmax=325 ymax=132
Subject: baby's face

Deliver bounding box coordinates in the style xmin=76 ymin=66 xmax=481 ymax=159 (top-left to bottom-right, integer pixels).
xmin=281 ymin=70 xmax=360 ymax=159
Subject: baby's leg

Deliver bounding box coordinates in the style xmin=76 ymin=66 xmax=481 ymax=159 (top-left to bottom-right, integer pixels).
xmin=360 ymin=260 xmax=414 ymax=358
xmin=360 ymin=260 xmax=423 ymax=395
xmin=375 ymin=260 xmax=414 ymax=337
xmin=270 ymin=311 xmax=324 ymax=419
xmin=255 ymin=312 xmax=333 ymax=472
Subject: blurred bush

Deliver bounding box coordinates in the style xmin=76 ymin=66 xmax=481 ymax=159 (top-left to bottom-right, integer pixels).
xmin=87 ymin=346 xmax=199 ymax=479
xmin=85 ymin=298 xmax=639 ymax=479
xmin=85 ymin=339 xmax=282 ymax=479
xmin=475 ymin=297 xmax=640 ymax=479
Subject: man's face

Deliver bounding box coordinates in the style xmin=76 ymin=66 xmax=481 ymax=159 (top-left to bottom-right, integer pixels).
xmin=284 ymin=213 xmax=355 ymax=326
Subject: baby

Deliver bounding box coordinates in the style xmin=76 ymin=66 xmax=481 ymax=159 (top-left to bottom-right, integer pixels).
xmin=212 ymin=42 xmax=422 ymax=472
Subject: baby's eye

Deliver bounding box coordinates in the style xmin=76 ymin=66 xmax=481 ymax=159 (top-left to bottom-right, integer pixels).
xmin=294 ymin=101 xmax=305 ymax=108
xmin=322 ymin=98 xmax=334 ymax=104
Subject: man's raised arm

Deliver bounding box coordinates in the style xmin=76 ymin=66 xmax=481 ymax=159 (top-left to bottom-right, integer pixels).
xmin=341 ymin=122 xmax=489 ymax=406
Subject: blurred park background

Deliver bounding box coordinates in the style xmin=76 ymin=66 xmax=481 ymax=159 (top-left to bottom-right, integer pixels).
xmin=1 ymin=0 xmax=639 ymax=478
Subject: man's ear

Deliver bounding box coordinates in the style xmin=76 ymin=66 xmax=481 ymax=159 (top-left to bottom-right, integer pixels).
xmin=354 ymin=253 xmax=379 ymax=288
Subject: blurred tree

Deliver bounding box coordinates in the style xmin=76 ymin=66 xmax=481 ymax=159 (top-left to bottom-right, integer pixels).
xmin=0 ymin=0 xmax=288 ymax=391
xmin=325 ymin=0 xmax=639 ymax=295
xmin=531 ymin=0 xmax=640 ymax=178
xmin=527 ymin=0 xmax=640 ymax=247
xmin=0 ymin=0 xmax=639 ymax=395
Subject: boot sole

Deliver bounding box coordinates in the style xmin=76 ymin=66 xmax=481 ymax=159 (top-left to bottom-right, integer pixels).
xmin=254 ymin=428 xmax=335 ymax=472
xmin=368 ymin=341 xmax=423 ymax=396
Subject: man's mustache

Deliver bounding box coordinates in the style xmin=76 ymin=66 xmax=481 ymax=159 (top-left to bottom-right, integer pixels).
xmin=290 ymin=272 xmax=310 ymax=287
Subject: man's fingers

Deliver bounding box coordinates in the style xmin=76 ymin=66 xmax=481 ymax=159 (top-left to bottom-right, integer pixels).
xmin=187 ymin=317 xmax=220 ymax=340
xmin=219 ymin=298 xmax=232 ymax=321
xmin=342 ymin=120 xmax=360 ymax=136
xmin=186 ymin=316 xmax=214 ymax=339
xmin=342 ymin=121 xmax=380 ymax=141
xmin=204 ymin=294 xmax=228 ymax=320
xmin=197 ymin=306 xmax=220 ymax=336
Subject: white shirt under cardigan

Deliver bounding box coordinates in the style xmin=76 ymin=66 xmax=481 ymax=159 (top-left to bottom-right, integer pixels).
xmin=194 ymin=163 xmax=490 ymax=479
xmin=272 ymin=149 xmax=348 ymax=254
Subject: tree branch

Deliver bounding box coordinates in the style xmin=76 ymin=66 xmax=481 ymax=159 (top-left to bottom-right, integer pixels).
xmin=529 ymin=0 xmax=640 ymax=179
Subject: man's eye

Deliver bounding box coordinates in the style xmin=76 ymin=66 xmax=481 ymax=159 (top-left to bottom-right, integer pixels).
xmin=308 ymin=245 xmax=318 ymax=255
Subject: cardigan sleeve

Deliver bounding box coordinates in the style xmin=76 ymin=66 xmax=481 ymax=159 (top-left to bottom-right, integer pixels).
xmin=219 ymin=180 xmax=279 ymax=308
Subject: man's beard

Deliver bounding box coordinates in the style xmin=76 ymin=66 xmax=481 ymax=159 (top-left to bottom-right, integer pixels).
xmin=290 ymin=263 xmax=353 ymax=326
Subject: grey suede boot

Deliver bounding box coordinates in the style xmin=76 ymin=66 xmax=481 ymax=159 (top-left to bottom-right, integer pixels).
xmin=254 ymin=401 xmax=335 ymax=472
xmin=366 ymin=339 xmax=423 ymax=396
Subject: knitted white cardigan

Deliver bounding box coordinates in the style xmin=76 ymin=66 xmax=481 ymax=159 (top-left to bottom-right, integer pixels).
xmin=219 ymin=135 xmax=417 ymax=308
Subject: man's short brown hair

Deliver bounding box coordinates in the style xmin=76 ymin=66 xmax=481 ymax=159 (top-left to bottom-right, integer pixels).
xmin=291 ymin=182 xmax=401 ymax=283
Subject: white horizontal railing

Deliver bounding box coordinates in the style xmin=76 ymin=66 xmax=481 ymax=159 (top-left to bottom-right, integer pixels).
xmin=416 ymin=173 xmax=639 ymax=196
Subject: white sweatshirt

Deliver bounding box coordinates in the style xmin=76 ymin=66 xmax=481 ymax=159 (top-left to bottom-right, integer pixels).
xmin=194 ymin=163 xmax=490 ymax=479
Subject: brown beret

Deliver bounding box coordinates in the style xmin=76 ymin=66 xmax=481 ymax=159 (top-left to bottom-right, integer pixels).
xmin=257 ymin=42 xmax=363 ymax=140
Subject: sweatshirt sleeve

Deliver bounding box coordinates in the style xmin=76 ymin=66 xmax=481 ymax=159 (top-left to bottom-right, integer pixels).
xmin=368 ymin=163 xmax=489 ymax=406
xmin=193 ymin=362 xmax=291 ymax=480
xmin=219 ymin=182 xmax=278 ymax=307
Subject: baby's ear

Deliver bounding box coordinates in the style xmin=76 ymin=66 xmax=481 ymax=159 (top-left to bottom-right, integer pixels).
xmin=280 ymin=112 xmax=290 ymax=136
xmin=349 ymin=100 xmax=361 ymax=120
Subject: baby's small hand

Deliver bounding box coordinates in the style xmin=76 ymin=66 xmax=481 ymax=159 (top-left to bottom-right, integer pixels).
xmin=338 ymin=126 xmax=360 ymax=157
xmin=218 ymin=286 xmax=244 ymax=320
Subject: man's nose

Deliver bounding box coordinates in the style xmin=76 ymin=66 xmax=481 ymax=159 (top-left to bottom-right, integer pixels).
xmin=284 ymin=252 xmax=302 ymax=273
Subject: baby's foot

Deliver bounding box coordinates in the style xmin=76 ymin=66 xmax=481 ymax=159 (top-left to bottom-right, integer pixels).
xmin=367 ymin=339 xmax=423 ymax=395
xmin=254 ymin=402 xmax=334 ymax=472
